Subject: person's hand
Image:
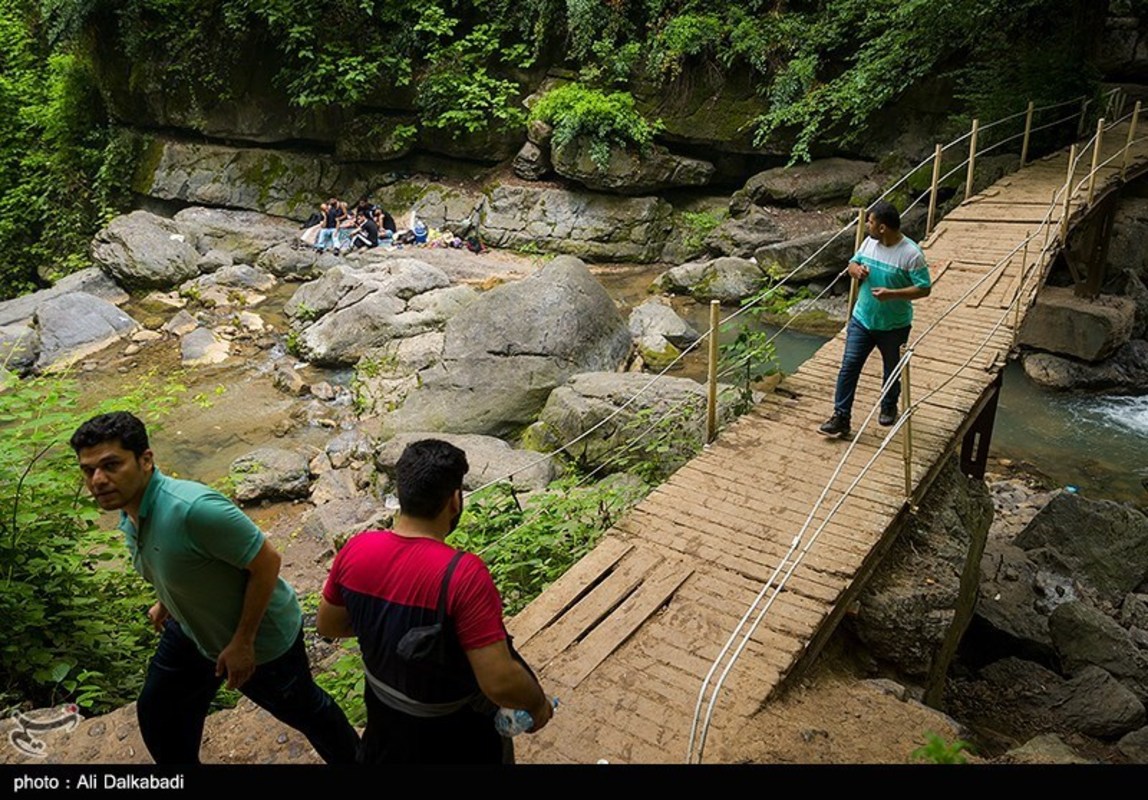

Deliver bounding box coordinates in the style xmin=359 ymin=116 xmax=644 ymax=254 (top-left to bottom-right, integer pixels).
xmin=527 ymin=695 xmax=554 ymax=733
xmin=215 ymin=639 xmax=257 ymax=690
xmin=147 ymin=602 xmax=170 ymax=633
xmin=847 ymin=262 xmax=869 ymax=281
xmin=871 ymin=286 xmax=892 ymax=301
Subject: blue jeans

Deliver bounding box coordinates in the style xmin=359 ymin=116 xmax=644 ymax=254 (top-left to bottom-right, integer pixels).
xmin=833 ymin=317 xmax=911 ymax=420
xmin=315 ymin=228 xmax=337 ymax=251
xmin=137 ymin=620 xmax=359 ymax=764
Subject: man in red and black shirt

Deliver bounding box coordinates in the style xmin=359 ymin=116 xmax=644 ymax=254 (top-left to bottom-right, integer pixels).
xmin=317 ymin=439 xmax=552 ymax=764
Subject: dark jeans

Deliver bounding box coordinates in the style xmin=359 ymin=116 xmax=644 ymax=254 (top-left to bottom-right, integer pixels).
xmin=833 ymin=317 xmax=911 ymax=420
xmin=137 ymin=620 xmax=360 ymax=765
xmin=359 ymin=687 xmax=512 ymax=765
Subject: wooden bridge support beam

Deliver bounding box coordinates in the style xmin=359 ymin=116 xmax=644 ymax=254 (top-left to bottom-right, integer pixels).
xmin=923 ymin=372 xmax=1002 ymax=709
xmin=1066 ymin=194 xmax=1118 ymax=299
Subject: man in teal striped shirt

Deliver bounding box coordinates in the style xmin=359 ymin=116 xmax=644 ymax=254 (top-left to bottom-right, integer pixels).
xmin=819 ymin=200 xmax=932 ymax=438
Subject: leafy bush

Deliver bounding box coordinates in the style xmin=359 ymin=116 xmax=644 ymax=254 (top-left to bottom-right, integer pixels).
xmin=447 ymin=477 xmax=649 ymax=615
xmin=911 ymin=731 xmax=973 ymax=764
xmin=529 ymin=83 xmax=663 ymax=170
xmin=0 ymin=369 xmax=188 ymax=713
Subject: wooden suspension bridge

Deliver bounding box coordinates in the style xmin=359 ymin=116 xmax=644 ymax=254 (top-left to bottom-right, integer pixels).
xmin=514 ymin=101 xmax=1148 ymax=764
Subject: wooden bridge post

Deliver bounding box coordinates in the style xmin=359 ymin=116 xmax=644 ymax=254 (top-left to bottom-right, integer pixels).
xmin=705 ymin=300 xmax=719 ymax=443
xmin=964 ymin=119 xmax=979 ymax=200
xmin=1087 ymin=118 xmax=1105 ymax=205
xmin=1060 ymin=144 xmax=1077 ymax=240
xmin=1020 ymin=101 xmax=1035 ymax=168
xmin=1122 ymin=101 xmax=1141 ymax=180
xmin=848 ymin=207 xmax=865 ymax=313
xmin=1014 ymin=234 xmax=1030 ymax=338
xmin=926 ymin=144 xmax=943 ymax=236
xmin=1077 ymin=97 xmax=1091 ymax=138
xmin=899 ymin=345 xmax=914 ymax=504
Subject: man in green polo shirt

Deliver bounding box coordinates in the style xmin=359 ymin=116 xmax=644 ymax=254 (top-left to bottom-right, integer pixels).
xmin=70 ymin=411 xmax=359 ymax=764
xmin=819 ymin=200 xmax=932 ymax=439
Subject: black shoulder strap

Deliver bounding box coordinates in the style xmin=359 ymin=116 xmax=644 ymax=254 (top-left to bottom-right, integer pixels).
xmin=435 ymin=551 xmax=466 ymax=626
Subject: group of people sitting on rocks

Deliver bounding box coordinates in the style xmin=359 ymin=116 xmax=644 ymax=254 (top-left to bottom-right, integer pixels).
xmin=300 ymin=194 xmax=483 ymax=254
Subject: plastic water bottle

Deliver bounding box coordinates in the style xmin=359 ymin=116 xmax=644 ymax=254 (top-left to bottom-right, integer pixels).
xmin=494 ymin=697 xmax=558 ymax=737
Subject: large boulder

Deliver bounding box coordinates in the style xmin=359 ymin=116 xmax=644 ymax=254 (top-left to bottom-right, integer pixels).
xmin=1107 ymin=196 xmax=1148 ymax=281
xmin=653 ymin=257 xmax=766 ymax=304
xmin=755 ymin=229 xmax=856 ymax=284
xmin=0 ymin=268 xmax=127 ymax=328
xmin=334 ymin=114 xmax=417 ymax=162
xmin=732 ymin=158 xmax=874 ymax=210
xmin=550 ymin=136 xmax=715 ymax=194
xmin=33 ymin=293 xmax=138 ymax=371
xmin=1018 ymin=286 xmax=1136 ymax=362
xmin=0 ymin=324 xmax=40 ymax=374
xmin=172 ymin=207 xmax=300 ymax=264
xmin=402 ymin=184 xmax=484 ymax=236
xmin=230 ymin=447 xmax=312 ymax=503
xmin=513 ymin=141 xmax=551 ymax=181
xmin=90 ymin=211 xmax=201 ymax=290
xmin=302 ymin=497 xmax=393 ymax=549
xmin=1021 ymin=340 xmax=1148 ymax=393
xmin=478 ymin=186 xmax=673 ymax=263
xmin=1000 ymin=734 xmax=1092 ymax=765
xmin=256 ymin=244 xmax=336 ymax=280
xmin=702 ymin=208 xmax=787 ymax=258
xmin=385 ymin=257 xmax=632 ymax=437
xmin=1052 ymin=666 xmax=1146 ymax=738
xmin=352 ymin=332 xmax=447 ymax=417
xmin=1014 ymin=491 xmax=1148 ymax=603
xmin=1049 ymin=601 xmax=1148 ymax=702
xmin=850 ymin=456 xmax=994 ymax=677
xmin=375 ymin=433 xmax=556 ymax=492
xmin=976 ymin=540 xmax=1060 ymax=664
xmin=286 ymin=260 xmax=455 ymax=366
xmin=522 ymin=371 xmax=739 ymax=478
xmin=628 ymin=299 xmax=700 ymax=348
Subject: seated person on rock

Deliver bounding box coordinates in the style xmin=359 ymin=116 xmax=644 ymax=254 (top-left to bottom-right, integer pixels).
xmin=352 ymin=211 xmax=379 ymax=249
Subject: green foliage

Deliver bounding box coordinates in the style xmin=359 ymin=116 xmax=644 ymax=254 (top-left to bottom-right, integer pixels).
xmin=315 ymin=642 xmax=366 ymax=727
xmin=911 ymin=731 xmax=973 ymax=764
xmin=0 ymin=0 xmax=131 ymax=298
xmin=646 ymin=12 xmax=725 ymax=82
xmin=447 ymin=477 xmax=648 ymax=614
xmin=677 ymin=210 xmax=724 ymax=253
xmin=530 ymin=83 xmax=663 ymax=170
xmin=0 ymin=369 xmax=190 ymax=713
xmin=719 ymin=303 xmax=780 ymax=416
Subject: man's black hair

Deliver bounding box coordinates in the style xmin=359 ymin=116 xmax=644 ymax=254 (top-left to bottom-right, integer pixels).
xmin=395 ymin=439 xmax=469 ymax=520
xmin=869 ymin=200 xmax=901 ymax=231
xmin=70 ymin=411 xmax=150 ymax=456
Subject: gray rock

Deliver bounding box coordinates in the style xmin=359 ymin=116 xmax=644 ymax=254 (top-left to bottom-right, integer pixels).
xmin=352 ymin=333 xmax=446 ymax=417
xmin=90 ymin=211 xmax=201 ymax=290
xmin=1049 ymin=601 xmax=1148 ymax=702
xmin=513 ymin=141 xmax=551 ymax=181
xmin=1015 ymin=491 xmax=1148 ymax=602
xmin=1002 ymin=734 xmax=1092 ymax=764
xmin=628 ymin=299 xmax=700 ymax=347
xmin=309 ymin=468 xmax=360 ymax=506
xmin=952 ymin=657 xmax=1065 ymax=739
xmin=325 ymin=430 xmax=374 ymax=470
xmin=180 ymin=327 xmax=230 ymax=366
xmin=406 ymin=185 xmax=484 ymax=236
xmin=1052 ymin=665 xmax=1145 ymax=738
xmin=551 ymin=136 xmax=715 ymax=194
xmin=1022 ymin=340 xmax=1148 ymax=393
xmin=231 ymin=447 xmax=312 ymax=503
xmin=33 ymin=293 xmax=138 ymax=371
xmin=0 ymin=323 xmax=40 ymax=374
xmin=1122 ymin=594 xmax=1148 ymax=630
xmin=755 ymin=229 xmax=856 ymax=284
xmin=197 ymin=249 xmax=234 ymax=273
xmin=302 ymin=497 xmax=392 ymax=549
xmin=702 ymin=208 xmax=787 ymax=258
xmin=478 ymin=186 xmax=673 ymax=263
xmin=290 ymin=260 xmax=454 ymax=366
xmin=1018 ymin=286 xmax=1136 ymax=362
xmin=636 ymin=333 xmax=681 ymax=370
xmin=385 ymin=257 xmax=632 ymax=437
xmin=1107 ymin=196 xmax=1148 ymax=282
xmin=1125 ymin=269 xmax=1148 ymax=339
xmin=733 ymin=158 xmax=874 ymax=210
xmin=375 ymin=432 xmax=556 ymax=492
xmin=1117 ymin=725 xmax=1148 ymax=763
xmin=526 ymin=119 xmax=553 ymax=147
xmin=405 ymin=285 xmax=479 ymax=317
xmin=852 ymin=456 xmax=993 ymax=677
xmin=173 ymin=207 xmax=302 ymax=262
xmin=0 ymin=268 xmax=128 ymax=328
xmin=334 ymin=114 xmax=417 ymax=162
xmin=193 ymin=264 xmax=277 ymax=293
xmin=977 ymin=542 xmax=1059 ymax=662
xmin=255 ymin=243 xmax=328 ymax=280
xmin=162 ymin=310 xmax=199 ymax=336
xmin=272 ymin=363 xmax=309 ymax=397
xmin=654 ymin=256 xmax=766 ymax=304
xmin=522 ymin=371 xmax=738 ymax=478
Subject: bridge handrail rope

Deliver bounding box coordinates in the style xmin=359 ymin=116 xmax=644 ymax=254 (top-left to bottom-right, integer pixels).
xmin=688 ymin=98 xmax=1137 ymax=763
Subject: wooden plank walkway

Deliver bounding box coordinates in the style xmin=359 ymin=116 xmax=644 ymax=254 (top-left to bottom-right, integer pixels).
xmin=515 ymin=121 xmax=1148 ymax=765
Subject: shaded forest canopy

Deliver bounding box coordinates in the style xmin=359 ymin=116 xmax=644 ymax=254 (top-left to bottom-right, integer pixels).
xmin=0 ymin=0 xmax=1112 ymax=297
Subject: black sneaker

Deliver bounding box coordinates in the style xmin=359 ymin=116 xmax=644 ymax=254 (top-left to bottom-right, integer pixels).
xmin=879 ymin=407 xmax=897 ymax=426
xmin=818 ymin=413 xmax=851 ymax=438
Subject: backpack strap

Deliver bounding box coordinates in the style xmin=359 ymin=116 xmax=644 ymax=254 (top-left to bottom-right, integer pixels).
xmin=435 ymin=551 xmax=466 ymax=626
